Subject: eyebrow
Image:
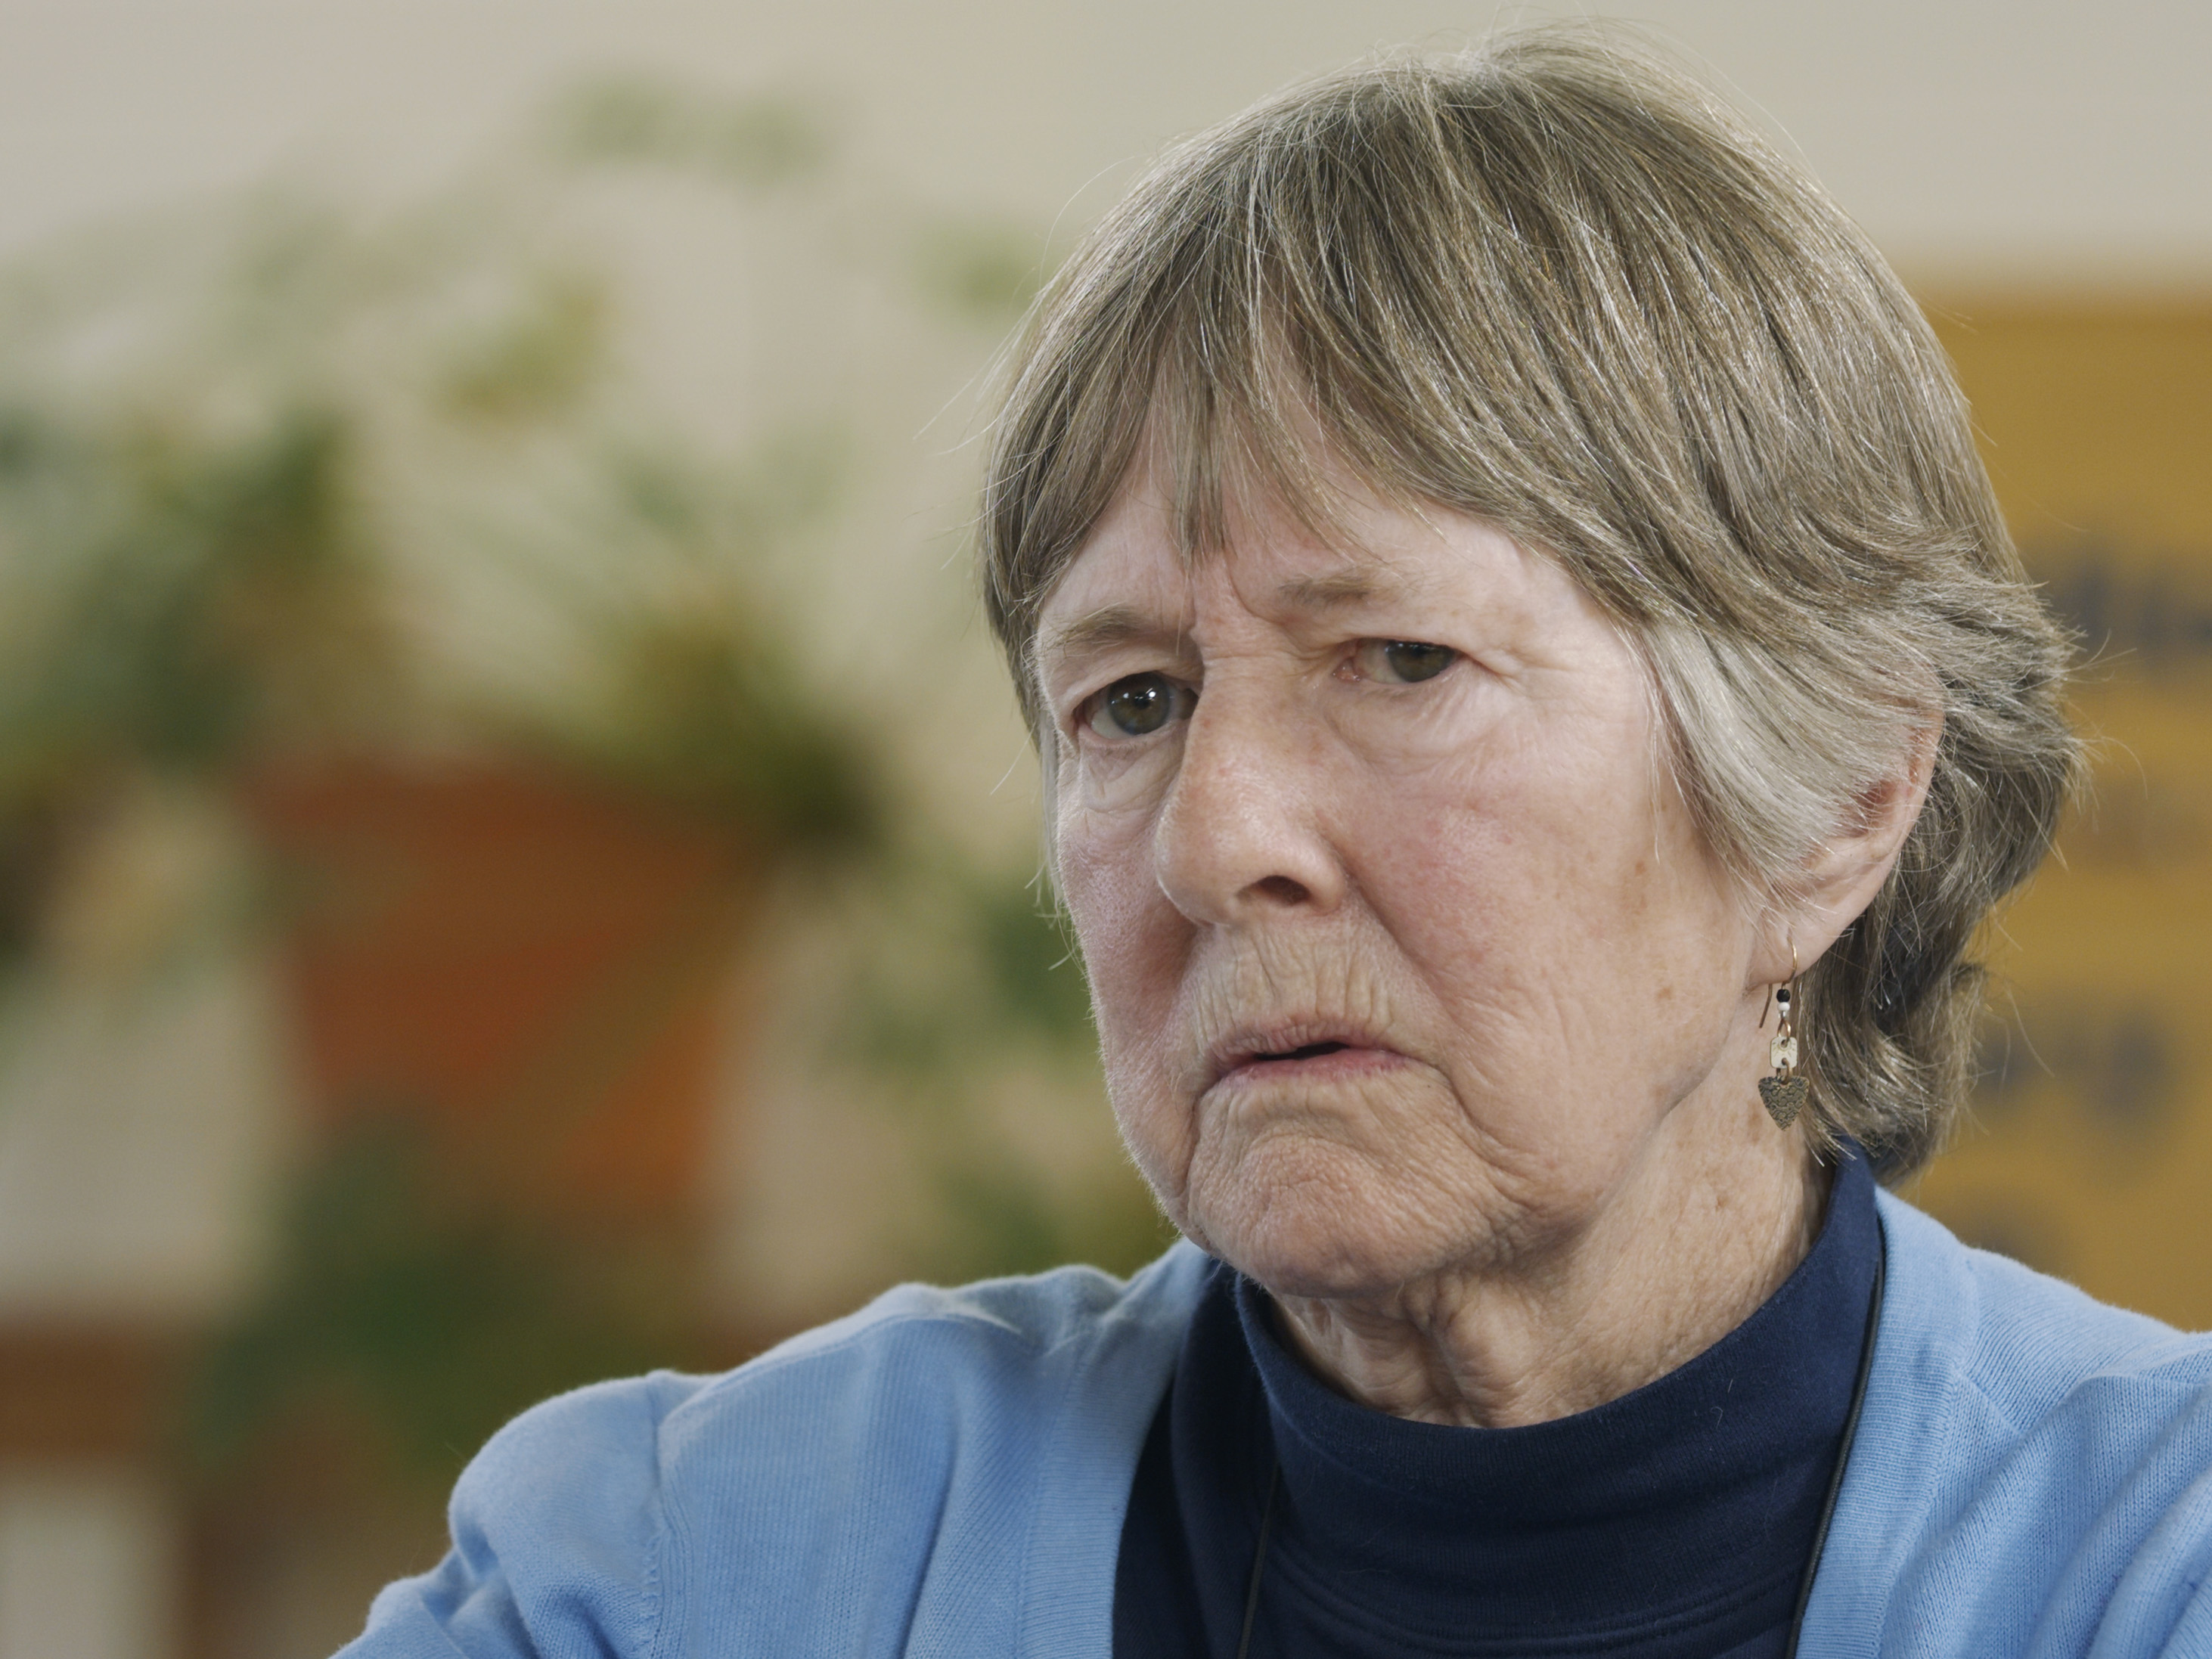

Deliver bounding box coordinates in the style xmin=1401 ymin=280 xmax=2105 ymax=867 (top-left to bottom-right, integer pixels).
xmin=1035 ymin=557 xmax=1439 ymax=681
xmin=1276 ymin=568 xmax=1390 ymax=609
xmin=1033 ymin=604 xmax=1167 ymax=684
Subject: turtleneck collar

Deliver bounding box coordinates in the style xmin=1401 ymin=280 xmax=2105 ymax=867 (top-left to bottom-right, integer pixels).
xmin=1114 ymin=1148 xmax=1882 ymax=1657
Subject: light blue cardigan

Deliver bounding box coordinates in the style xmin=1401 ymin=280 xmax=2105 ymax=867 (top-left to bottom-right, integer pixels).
xmin=342 ymin=1194 xmax=2212 ymax=1657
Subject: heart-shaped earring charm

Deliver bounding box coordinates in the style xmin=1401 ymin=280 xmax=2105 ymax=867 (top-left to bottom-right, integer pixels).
xmin=1758 ymin=1074 xmax=1808 ymax=1129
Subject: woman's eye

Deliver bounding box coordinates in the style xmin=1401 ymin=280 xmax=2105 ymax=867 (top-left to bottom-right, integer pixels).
xmin=1353 ymin=639 xmax=1459 ymax=684
xmin=1082 ymin=672 xmax=1196 ymax=740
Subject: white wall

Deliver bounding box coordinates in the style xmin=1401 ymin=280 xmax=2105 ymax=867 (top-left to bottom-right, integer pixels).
xmin=0 ymin=960 xmax=290 ymax=1322
xmin=0 ymin=1471 xmax=176 ymax=1659
xmin=0 ymin=0 xmax=2207 ymax=284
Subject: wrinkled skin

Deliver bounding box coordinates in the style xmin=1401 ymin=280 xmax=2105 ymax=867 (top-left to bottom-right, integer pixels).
xmin=1035 ymin=470 xmax=1927 ymax=1426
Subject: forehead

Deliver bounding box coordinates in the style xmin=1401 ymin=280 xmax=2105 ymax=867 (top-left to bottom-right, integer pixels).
xmin=1035 ymin=469 xmax=1547 ymax=663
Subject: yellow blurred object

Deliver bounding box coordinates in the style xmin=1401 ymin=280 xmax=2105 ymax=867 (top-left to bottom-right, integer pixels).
xmin=1912 ymin=299 xmax=2212 ymax=1329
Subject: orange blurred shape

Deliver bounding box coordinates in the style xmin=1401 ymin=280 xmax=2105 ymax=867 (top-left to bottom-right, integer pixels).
xmin=244 ymin=761 xmax=759 ymax=1226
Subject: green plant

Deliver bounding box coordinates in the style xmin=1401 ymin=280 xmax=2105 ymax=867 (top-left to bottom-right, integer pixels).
xmin=188 ymin=1119 xmax=713 ymax=1487
xmin=830 ymin=852 xmax=1172 ymax=1282
xmin=0 ymin=73 xmax=1139 ymax=1509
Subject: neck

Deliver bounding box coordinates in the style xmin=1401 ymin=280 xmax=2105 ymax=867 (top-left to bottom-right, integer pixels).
xmin=1269 ymin=1096 xmax=1829 ymax=1428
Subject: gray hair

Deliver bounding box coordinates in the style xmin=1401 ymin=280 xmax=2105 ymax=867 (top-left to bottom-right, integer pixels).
xmin=979 ymin=25 xmax=2080 ymax=1178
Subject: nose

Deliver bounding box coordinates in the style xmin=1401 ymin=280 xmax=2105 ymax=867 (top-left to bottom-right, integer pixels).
xmin=1151 ymin=684 xmax=1347 ymax=926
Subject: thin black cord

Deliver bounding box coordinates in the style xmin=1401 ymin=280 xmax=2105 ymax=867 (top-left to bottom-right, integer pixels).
xmin=1234 ymin=1462 xmax=1283 ymax=1659
xmin=1782 ymin=1230 xmax=1887 ymax=1659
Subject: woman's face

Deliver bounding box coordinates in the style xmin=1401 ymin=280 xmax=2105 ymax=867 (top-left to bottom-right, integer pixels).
xmin=1037 ymin=473 xmax=1769 ymax=1299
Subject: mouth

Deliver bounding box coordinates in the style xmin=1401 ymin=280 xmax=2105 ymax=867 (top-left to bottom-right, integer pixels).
xmin=1263 ymin=1040 xmax=1351 ymax=1062
xmin=1207 ymin=1024 xmax=1408 ymax=1088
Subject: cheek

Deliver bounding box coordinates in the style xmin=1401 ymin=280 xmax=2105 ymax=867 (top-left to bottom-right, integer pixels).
xmin=1056 ymin=805 xmax=1194 ymax=1163
xmin=1056 ymin=802 xmax=1165 ymax=1020
xmin=1352 ymin=736 xmax=1746 ymax=1126
xmin=1340 ymin=751 xmax=1584 ymax=971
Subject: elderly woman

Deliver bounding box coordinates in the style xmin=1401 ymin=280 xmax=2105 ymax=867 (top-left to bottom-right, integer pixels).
xmin=344 ymin=28 xmax=2212 ymax=1659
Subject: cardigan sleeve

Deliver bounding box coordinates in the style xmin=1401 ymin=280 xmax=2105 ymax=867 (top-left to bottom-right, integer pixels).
xmin=336 ymin=1373 xmax=701 ymax=1659
xmin=326 ymin=1253 xmax=1204 ymax=1659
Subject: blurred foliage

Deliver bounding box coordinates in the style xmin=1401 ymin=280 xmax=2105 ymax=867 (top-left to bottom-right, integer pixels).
xmin=440 ymin=271 xmax=609 ymax=422
xmin=576 ymin=606 xmax=878 ymax=847
xmin=911 ymin=218 xmax=1051 ymax=326
xmin=832 ymin=854 xmax=1174 ymax=1281
xmin=842 ymin=864 xmax=1093 ymax=1071
xmin=0 ymin=412 xmax=390 ymax=777
xmin=551 ymin=71 xmax=1052 ymax=332
xmin=516 ymin=442 xmax=880 ymax=853
xmin=188 ymin=1119 xmax=711 ymax=1487
xmin=551 ymin=78 xmax=833 ymax=188
xmin=0 ymin=408 xmax=392 ymax=972
xmin=0 ymin=129 xmax=904 ymax=974
xmin=0 ymin=70 xmax=1122 ymax=1512
xmin=929 ymin=1155 xmax=1175 ymax=1284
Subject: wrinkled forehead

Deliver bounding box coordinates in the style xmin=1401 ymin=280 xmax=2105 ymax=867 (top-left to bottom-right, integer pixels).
xmin=1031 ymin=423 xmax=1415 ymax=671
xmin=1045 ymin=439 xmax=1475 ymax=611
xmin=1032 ymin=439 xmax=1603 ymax=728
xmin=1036 ymin=380 xmax=1456 ymax=618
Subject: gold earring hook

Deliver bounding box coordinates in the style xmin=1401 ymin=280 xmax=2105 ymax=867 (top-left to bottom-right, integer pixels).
xmin=1760 ymin=941 xmax=1802 ymax=1029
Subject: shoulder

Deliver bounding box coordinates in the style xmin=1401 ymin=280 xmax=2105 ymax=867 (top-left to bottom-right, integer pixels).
xmin=1803 ymin=1194 xmax=2212 ymax=1657
xmin=1875 ymin=1190 xmax=2212 ymax=1442
xmin=338 ymin=1243 xmax=1211 ymax=1658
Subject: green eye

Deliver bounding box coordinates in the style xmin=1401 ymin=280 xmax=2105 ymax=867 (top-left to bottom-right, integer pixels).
xmin=1084 ymin=672 xmax=1193 ymax=739
xmin=1361 ymin=640 xmax=1457 ymax=684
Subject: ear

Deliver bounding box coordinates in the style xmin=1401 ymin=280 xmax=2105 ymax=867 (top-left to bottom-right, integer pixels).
xmin=1754 ymin=718 xmax=1941 ymax=986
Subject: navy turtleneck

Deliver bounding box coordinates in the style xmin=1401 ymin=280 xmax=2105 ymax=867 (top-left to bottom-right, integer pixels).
xmin=1112 ymin=1149 xmax=1882 ymax=1657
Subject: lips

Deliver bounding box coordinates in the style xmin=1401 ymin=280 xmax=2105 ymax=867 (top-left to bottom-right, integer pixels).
xmin=1205 ymin=1020 xmax=1404 ymax=1087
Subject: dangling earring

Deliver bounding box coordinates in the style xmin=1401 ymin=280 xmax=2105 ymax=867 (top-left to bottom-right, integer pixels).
xmin=1758 ymin=948 xmax=1807 ymax=1130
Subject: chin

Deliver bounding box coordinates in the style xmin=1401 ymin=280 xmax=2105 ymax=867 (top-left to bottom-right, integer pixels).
xmin=1188 ymin=1136 xmax=1485 ymax=1301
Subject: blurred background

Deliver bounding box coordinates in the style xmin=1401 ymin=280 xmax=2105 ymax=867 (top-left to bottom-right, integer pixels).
xmin=0 ymin=3 xmax=2204 ymax=1655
